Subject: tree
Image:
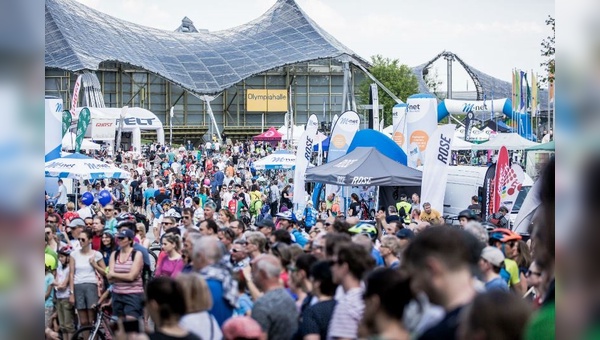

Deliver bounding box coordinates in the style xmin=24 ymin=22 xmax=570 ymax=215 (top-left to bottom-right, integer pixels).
xmin=424 ymin=66 xmax=444 ymax=101
xmin=540 ymin=15 xmax=555 ymax=85
xmin=358 ymin=55 xmax=419 ymax=126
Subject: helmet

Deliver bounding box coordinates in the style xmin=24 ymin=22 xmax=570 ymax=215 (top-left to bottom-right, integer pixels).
xmin=45 ymin=254 xmax=57 ymax=270
xmin=348 ymin=223 xmax=378 ymax=241
xmin=116 ymin=212 xmax=137 ymax=229
xmin=458 ymin=210 xmax=478 ymax=221
xmin=164 ymin=209 xmax=182 ymax=220
xmin=480 ymin=222 xmax=497 ymax=232
xmin=489 ymin=228 xmax=522 ymax=243
xmin=58 ymin=245 xmax=73 ymax=256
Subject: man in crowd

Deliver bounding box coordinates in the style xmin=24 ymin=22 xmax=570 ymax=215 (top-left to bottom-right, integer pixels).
xmin=479 ymin=246 xmax=509 ymax=292
xmin=230 ymin=239 xmax=250 ymax=272
xmin=251 ymin=254 xmax=299 ymax=339
xmin=67 ymin=218 xmax=86 ymax=250
xmin=256 ymin=219 xmax=275 ymax=240
xmin=180 ymin=208 xmax=196 ymax=234
xmin=91 ymin=215 xmax=105 ymax=250
xmin=245 ymin=231 xmax=267 ymax=260
xmin=419 ymin=202 xmax=442 ymax=225
xmin=198 ymin=219 xmax=219 ymax=236
xmin=467 ymin=195 xmax=481 ymax=216
xmin=396 ymin=193 xmax=412 ymax=225
xmin=53 ymin=179 xmax=68 ymax=215
xmin=328 ymin=243 xmax=375 ymax=339
xmin=203 ymin=201 xmax=217 ymax=221
xmin=229 ymin=219 xmax=246 ymax=242
xmin=277 ymin=211 xmax=308 ymax=248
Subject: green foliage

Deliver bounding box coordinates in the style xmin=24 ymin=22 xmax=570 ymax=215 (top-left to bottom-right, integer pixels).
xmin=358 ymin=55 xmax=419 ymax=126
xmin=539 ymin=15 xmax=555 ymax=85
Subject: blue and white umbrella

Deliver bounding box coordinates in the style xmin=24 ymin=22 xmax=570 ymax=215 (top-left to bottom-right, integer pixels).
xmin=45 ymin=152 xmax=130 ymax=180
xmin=254 ymin=150 xmax=296 ymax=170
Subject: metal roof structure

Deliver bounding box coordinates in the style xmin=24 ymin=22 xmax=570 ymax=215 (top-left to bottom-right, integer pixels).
xmin=412 ymin=51 xmax=549 ymax=111
xmin=45 ymin=0 xmax=368 ymax=95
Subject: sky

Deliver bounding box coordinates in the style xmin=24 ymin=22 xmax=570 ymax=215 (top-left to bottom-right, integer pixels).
xmin=77 ymin=0 xmax=554 ymax=91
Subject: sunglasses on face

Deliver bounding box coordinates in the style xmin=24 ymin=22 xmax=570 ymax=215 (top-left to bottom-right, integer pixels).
xmin=78 ymin=238 xmax=87 ymax=242
xmin=230 ymin=248 xmax=242 ymax=253
xmin=162 ymin=222 xmax=173 ymax=226
xmin=182 ymin=216 xmax=191 ymax=219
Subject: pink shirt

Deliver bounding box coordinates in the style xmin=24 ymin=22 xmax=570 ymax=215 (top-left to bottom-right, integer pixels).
xmin=154 ymin=257 xmax=184 ymax=278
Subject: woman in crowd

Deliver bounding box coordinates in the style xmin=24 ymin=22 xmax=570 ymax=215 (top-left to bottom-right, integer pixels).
xmin=218 ymin=209 xmax=235 ymax=228
xmin=379 ymin=235 xmax=401 ymax=269
xmin=155 ymin=233 xmax=185 ymax=278
xmin=69 ymin=229 xmax=106 ymax=336
xmin=318 ymin=201 xmax=330 ymax=220
xmin=198 ymin=186 xmax=209 ymax=206
xmin=524 ymin=261 xmax=546 ymax=308
xmin=348 ymin=193 xmax=361 ymax=217
xmin=280 ymin=185 xmax=293 ymax=211
xmin=217 ymin=227 xmax=235 ymax=252
xmin=177 ymin=273 xmax=222 ymax=340
xmin=513 ymin=240 xmax=532 ymax=284
xmin=136 ymin=222 xmax=151 ymax=248
xmin=108 ymin=229 xmax=145 ymax=321
xmin=270 ymin=242 xmax=292 ymax=288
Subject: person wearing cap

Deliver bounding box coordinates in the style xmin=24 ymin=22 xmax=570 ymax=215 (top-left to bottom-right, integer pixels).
xmin=395 ymin=193 xmax=412 ymax=225
xmin=489 ymin=228 xmax=525 ymax=296
xmin=479 ymin=246 xmax=509 ymax=292
xmin=277 ymin=212 xmax=308 ymax=248
xmin=67 ymin=218 xmax=86 ymax=250
xmin=487 ymin=206 xmax=510 ymax=229
xmin=107 ymin=228 xmax=145 ymax=320
xmin=255 ymin=218 xmax=274 ymax=239
xmin=395 ymin=228 xmax=415 ymax=251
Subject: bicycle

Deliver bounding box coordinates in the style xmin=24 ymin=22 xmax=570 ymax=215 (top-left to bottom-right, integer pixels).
xmin=71 ymin=305 xmax=115 ymax=340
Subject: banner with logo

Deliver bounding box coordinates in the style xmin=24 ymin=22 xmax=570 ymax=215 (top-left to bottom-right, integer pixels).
xmin=91 ymin=118 xmax=117 ymax=141
xmin=370 ymin=84 xmax=379 ymax=130
xmin=75 ymin=107 xmax=91 ymax=153
xmin=420 ymin=124 xmax=455 ymax=213
xmin=70 ymin=74 xmax=82 ymax=118
xmin=392 ymin=103 xmax=407 ymax=151
xmin=45 ymin=97 xmax=64 ymax=162
xmin=293 ymin=114 xmax=319 ymax=213
xmin=464 ymin=111 xmax=474 ymax=141
xmin=325 ymin=110 xmax=360 ymax=209
xmin=493 ymin=146 xmax=510 ymax=213
xmin=481 ymin=164 xmax=496 ymax=221
xmin=495 ymin=146 xmax=525 ymax=213
xmin=406 ymin=94 xmax=438 ymax=168
xmin=61 ymin=110 xmax=72 ymax=138
xmin=439 ymin=98 xmax=508 ymax=116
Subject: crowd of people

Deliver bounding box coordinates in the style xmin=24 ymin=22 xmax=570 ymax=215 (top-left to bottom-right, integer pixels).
xmin=43 ymin=140 xmax=556 ymax=340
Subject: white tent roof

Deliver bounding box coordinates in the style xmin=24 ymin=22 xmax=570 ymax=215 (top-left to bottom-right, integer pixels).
xmin=451 ymin=137 xmax=473 ymax=150
xmin=471 ymin=133 xmax=539 ymax=150
xmin=277 ymin=124 xmax=305 ymax=141
xmin=62 ymin=132 xmax=101 ymax=150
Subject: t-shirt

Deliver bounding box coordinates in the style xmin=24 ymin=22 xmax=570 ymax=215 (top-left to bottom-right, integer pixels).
xmin=252 ymin=288 xmax=299 ymax=340
xmin=420 ymin=208 xmax=442 ymax=224
xmin=45 ymin=273 xmax=55 ymax=308
xmin=57 ymin=184 xmax=68 ymax=205
xmin=298 ymin=299 xmax=337 ymax=340
xmin=235 ymin=293 xmax=253 ymax=316
xmin=504 ymin=258 xmax=521 ymax=287
xmin=154 ymin=257 xmax=184 ymax=278
xmin=485 ymin=277 xmax=509 ymax=292
xmin=206 ymin=279 xmax=234 ymax=327
xmin=349 ymin=202 xmax=360 ymax=217
xmin=55 ymin=264 xmax=71 ymax=299
xmin=327 ymin=287 xmax=365 ymax=340
xmin=71 ymin=249 xmax=103 ymax=285
xmin=179 ymin=311 xmax=222 ymax=340
xmin=149 ymin=331 xmax=201 ymax=340
xmin=418 ymin=305 xmax=465 ymax=340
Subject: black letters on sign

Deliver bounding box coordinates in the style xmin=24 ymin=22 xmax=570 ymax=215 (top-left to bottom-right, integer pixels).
xmin=437 ymin=134 xmax=452 ymax=163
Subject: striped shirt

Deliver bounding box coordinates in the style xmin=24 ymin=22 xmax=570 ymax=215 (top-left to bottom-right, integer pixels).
xmin=112 ymin=250 xmax=144 ymax=295
xmin=327 ymin=287 xmax=365 ymax=340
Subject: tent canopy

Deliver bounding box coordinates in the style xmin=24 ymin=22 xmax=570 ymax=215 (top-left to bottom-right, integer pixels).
xmin=313 ymin=135 xmax=330 ymax=151
xmin=253 ymin=127 xmax=282 ymax=141
xmin=253 ymin=150 xmax=296 ymax=170
xmin=348 ymin=129 xmax=408 ymax=165
xmin=62 ymin=132 xmax=101 ymax=151
xmin=471 ymin=133 xmax=539 ymax=150
xmin=277 ymin=124 xmax=305 ymax=141
xmin=305 ymin=147 xmax=422 ymax=186
xmin=45 ymin=152 xmax=130 ymax=180
xmin=451 ymin=137 xmax=473 ymax=151
xmin=525 ymin=140 xmax=555 ymax=151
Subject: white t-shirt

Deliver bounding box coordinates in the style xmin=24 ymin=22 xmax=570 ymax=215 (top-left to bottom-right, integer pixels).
xmin=77 ymin=206 xmax=94 ymax=220
xmin=71 ymin=249 xmax=103 ymax=285
xmin=180 ymin=312 xmax=222 ymax=340
xmin=57 ymin=184 xmax=68 ymax=205
xmin=55 ymin=264 xmax=71 ymax=299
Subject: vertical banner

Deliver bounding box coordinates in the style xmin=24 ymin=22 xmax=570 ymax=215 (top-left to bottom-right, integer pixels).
xmin=45 ymin=97 xmax=64 ymax=162
xmin=331 ymin=114 xmax=339 ymax=131
xmin=498 ymin=163 xmax=525 ymax=214
xmin=293 ymin=114 xmax=319 ymax=214
xmin=493 ymin=146 xmax=510 ymax=214
xmin=70 ymin=74 xmax=82 ymax=118
xmin=61 ymin=110 xmax=72 ymax=138
xmin=392 ymin=103 xmax=407 ymax=151
xmin=481 ymin=164 xmax=496 ymax=221
xmin=464 ymin=111 xmax=474 ymax=141
xmin=370 ymin=83 xmax=379 ymax=130
xmin=406 ymin=94 xmax=438 ymax=168
xmin=420 ymin=124 xmax=455 ymax=213
xmin=74 ymin=107 xmax=91 ymax=153
xmin=325 ymin=110 xmax=360 ymax=210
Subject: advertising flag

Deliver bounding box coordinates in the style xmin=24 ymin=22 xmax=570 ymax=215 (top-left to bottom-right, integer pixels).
xmin=531 ymin=72 xmax=538 ymax=117
xmin=370 ymin=84 xmax=379 ymax=130
xmin=325 ymin=110 xmax=360 ymax=208
xmin=70 ymin=74 xmax=82 ymax=118
xmin=392 ymin=103 xmax=407 ymax=151
xmin=493 ymin=146 xmax=510 ymax=213
xmin=405 ymin=94 xmax=438 ymax=168
xmin=74 ymin=107 xmax=91 ymax=153
xmin=481 ymin=164 xmax=496 ymax=221
xmin=293 ymin=114 xmax=319 ymax=213
xmin=62 ymin=110 xmax=72 ymax=138
xmin=420 ymin=124 xmax=455 ymax=213
xmin=498 ymin=163 xmax=525 ymax=214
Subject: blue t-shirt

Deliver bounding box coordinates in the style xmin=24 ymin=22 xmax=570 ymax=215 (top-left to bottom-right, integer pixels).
xmin=144 ymin=188 xmax=157 ymax=204
xmin=235 ymin=293 xmax=254 ymax=316
xmin=206 ymin=279 xmax=234 ymax=327
xmin=45 ymin=273 xmax=55 ymax=308
xmin=371 ymin=248 xmax=385 ymax=267
xmin=485 ymin=277 xmax=509 ymax=292
xmin=291 ymin=230 xmax=308 ymax=248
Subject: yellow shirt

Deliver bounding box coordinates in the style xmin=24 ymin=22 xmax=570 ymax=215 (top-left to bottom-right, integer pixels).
xmin=420 ymin=208 xmax=442 ymax=224
xmin=504 ymin=258 xmax=521 ymax=287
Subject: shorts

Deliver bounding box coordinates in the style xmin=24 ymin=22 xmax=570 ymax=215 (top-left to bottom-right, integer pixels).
xmin=56 ymin=298 xmax=76 ymax=333
xmin=74 ymin=283 xmax=99 ymax=310
xmin=112 ymin=293 xmax=145 ymax=319
xmin=44 ymin=307 xmax=54 ymax=329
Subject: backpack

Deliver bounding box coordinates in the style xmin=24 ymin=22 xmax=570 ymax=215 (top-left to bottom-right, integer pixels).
xmin=114 ymin=248 xmax=152 ymax=286
xmin=250 ymin=200 xmax=261 ymax=216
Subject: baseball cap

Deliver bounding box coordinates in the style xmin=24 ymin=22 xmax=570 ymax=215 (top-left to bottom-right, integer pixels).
xmin=184 ymin=197 xmax=192 ymax=208
xmin=68 ymin=218 xmax=86 ymax=228
xmin=222 ymin=317 xmax=262 ymax=340
xmin=116 ymin=229 xmax=135 ymax=240
xmin=386 ymin=215 xmax=400 ymax=224
xmin=46 ymin=202 xmax=55 ymax=208
xmin=395 ymin=228 xmax=415 ymax=240
xmin=256 ymin=219 xmax=275 ymax=229
xmin=480 ymin=246 xmax=505 ymax=267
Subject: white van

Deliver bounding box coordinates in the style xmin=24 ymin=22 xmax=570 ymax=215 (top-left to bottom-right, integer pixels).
xmin=443 ymin=165 xmax=533 ymax=226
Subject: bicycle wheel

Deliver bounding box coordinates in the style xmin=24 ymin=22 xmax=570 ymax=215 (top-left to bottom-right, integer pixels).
xmin=71 ymin=326 xmax=107 ymax=340
xmin=148 ymin=248 xmax=158 ymax=273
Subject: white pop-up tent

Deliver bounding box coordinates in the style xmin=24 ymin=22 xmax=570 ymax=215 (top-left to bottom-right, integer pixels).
xmin=62 ymin=132 xmax=101 ymax=151
xmin=278 ymin=124 xmax=305 ymax=142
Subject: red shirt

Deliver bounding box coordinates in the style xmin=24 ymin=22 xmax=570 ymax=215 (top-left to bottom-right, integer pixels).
xmin=92 ymin=234 xmax=102 ymax=251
